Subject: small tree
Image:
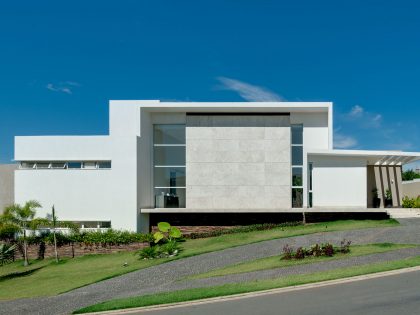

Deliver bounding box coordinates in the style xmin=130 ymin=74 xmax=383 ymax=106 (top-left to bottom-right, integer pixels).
xmin=1 ymin=200 xmax=41 ymax=266
xmin=51 ymin=205 xmax=59 ymax=263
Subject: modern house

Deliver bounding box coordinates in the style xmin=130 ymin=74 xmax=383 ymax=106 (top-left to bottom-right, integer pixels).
xmin=14 ymin=101 xmax=420 ymax=232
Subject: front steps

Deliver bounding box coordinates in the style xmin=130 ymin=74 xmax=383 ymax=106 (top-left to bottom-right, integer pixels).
xmin=387 ymin=208 xmax=420 ymax=219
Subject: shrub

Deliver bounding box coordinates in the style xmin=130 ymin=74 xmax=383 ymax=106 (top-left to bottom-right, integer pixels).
xmin=187 ymin=222 xmax=302 ymax=239
xmin=339 ymin=239 xmax=351 ymax=253
xmin=402 ymin=196 xmax=416 ymax=208
xmin=294 ymin=247 xmax=306 ymax=259
xmin=138 ymin=246 xmax=160 ymax=259
xmin=310 ymin=243 xmax=322 ymax=257
xmin=281 ymin=244 xmax=294 ymax=260
xmin=402 ymin=196 xmax=420 ymax=208
xmin=0 ymin=243 xmax=16 ymax=265
xmin=160 ymin=240 xmax=182 ymax=256
xmin=322 ymin=243 xmax=335 ymax=257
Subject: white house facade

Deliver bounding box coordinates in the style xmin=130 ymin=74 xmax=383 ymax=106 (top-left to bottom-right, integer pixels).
xmin=14 ymin=101 xmax=420 ymax=232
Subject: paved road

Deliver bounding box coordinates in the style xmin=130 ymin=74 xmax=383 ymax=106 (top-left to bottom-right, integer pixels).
xmin=140 ymin=270 xmax=420 ymax=315
xmin=2 ymin=219 xmax=420 ymax=314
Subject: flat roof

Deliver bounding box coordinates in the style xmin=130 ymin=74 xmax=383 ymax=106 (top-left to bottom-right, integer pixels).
xmin=109 ymin=100 xmax=332 ymax=113
xmin=308 ymin=149 xmax=420 ymax=165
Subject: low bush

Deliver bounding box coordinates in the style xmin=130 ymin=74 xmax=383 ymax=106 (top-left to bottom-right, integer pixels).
xmin=294 ymin=247 xmax=306 ymax=259
xmin=339 ymin=239 xmax=351 ymax=253
xmin=321 ymin=243 xmax=335 ymax=257
xmin=310 ymin=243 xmax=322 ymax=257
xmin=187 ymin=222 xmax=302 ymax=239
xmin=281 ymin=240 xmax=348 ymax=260
xmin=159 ymin=240 xmax=181 ymax=256
xmin=24 ymin=229 xmax=152 ymax=248
xmin=402 ymin=196 xmax=420 ymax=208
xmin=138 ymin=246 xmax=160 ymax=259
xmin=282 ymin=244 xmax=294 ymax=260
xmin=138 ymin=240 xmax=183 ymax=260
xmin=0 ymin=243 xmax=16 ymax=265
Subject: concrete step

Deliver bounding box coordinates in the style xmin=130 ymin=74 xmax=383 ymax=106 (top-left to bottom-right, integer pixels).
xmin=387 ymin=209 xmax=420 ymax=218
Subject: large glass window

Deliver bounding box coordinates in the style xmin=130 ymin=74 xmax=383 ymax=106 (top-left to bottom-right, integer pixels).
xmin=153 ymin=146 xmax=186 ymax=166
xmin=153 ymin=124 xmax=186 ymax=208
xmin=291 ymin=124 xmax=303 ymax=208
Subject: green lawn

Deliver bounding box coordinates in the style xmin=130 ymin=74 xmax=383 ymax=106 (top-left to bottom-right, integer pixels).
xmin=75 ymin=255 xmax=420 ymax=314
xmin=189 ymin=243 xmax=415 ymax=279
xmin=0 ymin=219 xmax=398 ymax=300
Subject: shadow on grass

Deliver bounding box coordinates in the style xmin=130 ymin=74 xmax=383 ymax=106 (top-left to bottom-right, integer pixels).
xmin=0 ymin=266 xmax=46 ymax=282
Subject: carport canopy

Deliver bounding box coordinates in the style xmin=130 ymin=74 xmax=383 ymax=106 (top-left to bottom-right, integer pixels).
xmin=307 ymin=150 xmax=420 ymax=166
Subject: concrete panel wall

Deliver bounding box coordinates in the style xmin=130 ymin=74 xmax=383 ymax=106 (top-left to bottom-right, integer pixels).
xmin=311 ymin=156 xmax=367 ymax=207
xmin=186 ymin=115 xmax=291 ymax=210
xmin=0 ymin=164 xmax=17 ymax=213
xmin=402 ymin=179 xmax=420 ymax=199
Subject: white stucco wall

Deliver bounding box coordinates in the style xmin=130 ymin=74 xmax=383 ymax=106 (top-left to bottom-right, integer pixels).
xmin=15 ymin=103 xmax=142 ymax=231
xmin=310 ymin=155 xmax=367 ymax=207
xmin=14 ymin=101 xmax=333 ymax=230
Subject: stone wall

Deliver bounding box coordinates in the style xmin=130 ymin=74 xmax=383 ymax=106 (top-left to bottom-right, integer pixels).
xmin=0 ymin=164 xmax=17 ymax=213
xmin=186 ymin=114 xmax=291 ymax=210
xmin=22 ymin=242 xmax=147 ymax=260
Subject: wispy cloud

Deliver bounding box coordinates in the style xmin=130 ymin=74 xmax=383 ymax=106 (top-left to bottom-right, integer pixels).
xmin=335 ymin=104 xmax=419 ymax=151
xmin=342 ymin=105 xmax=382 ymax=128
xmin=46 ymin=81 xmax=80 ymax=94
xmin=217 ymin=77 xmax=285 ymax=102
xmin=334 ymin=132 xmax=358 ymax=149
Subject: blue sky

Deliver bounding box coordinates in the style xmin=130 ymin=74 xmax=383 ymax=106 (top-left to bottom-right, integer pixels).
xmin=0 ymin=1 xmax=419 ymax=168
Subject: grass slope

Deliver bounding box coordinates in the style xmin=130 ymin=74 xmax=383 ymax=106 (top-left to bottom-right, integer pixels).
xmin=75 ymin=255 xmax=420 ymax=314
xmin=0 ymin=219 xmax=398 ymax=300
xmin=190 ymin=243 xmax=415 ymax=279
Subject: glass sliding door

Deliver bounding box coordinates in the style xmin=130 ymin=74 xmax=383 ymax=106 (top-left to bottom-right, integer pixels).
xmin=153 ymin=124 xmax=186 ymax=208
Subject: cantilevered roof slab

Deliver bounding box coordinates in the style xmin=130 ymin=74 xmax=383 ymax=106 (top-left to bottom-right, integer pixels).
xmin=308 ymin=149 xmax=420 ymax=165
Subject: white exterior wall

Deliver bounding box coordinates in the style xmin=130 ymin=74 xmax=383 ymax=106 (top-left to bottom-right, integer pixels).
xmin=15 ymin=101 xmax=333 ymax=231
xmin=291 ymin=112 xmax=330 ymax=208
xmin=310 ymin=156 xmax=367 ymax=207
xmin=15 ymin=102 xmax=148 ymax=231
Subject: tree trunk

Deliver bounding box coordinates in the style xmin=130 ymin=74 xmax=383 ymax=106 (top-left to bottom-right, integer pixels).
xmin=53 ymin=229 xmax=59 ymax=263
xmin=23 ymin=229 xmax=28 ymax=266
xmin=302 ymin=211 xmax=306 ymax=225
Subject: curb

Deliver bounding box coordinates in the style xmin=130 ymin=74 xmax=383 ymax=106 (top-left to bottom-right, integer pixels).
xmin=83 ymin=265 xmax=420 ymax=314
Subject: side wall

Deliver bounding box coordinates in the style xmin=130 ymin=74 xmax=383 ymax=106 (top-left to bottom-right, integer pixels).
xmin=186 ymin=114 xmax=291 ymax=209
xmin=402 ymin=179 xmax=420 ymax=199
xmin=0 ymin=164 xmax=17 ymax=212
xmin=311 ymin=156 xmax=367 ymax=207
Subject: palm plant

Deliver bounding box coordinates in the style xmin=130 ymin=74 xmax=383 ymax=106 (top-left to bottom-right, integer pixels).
xmin=1 ymin=200 xmax=41 ymax=266
xmin=0 ymin=243 xmax=16 ymax=265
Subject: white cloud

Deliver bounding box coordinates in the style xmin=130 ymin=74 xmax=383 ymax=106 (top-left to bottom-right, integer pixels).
xmin=342 ymin=105 xmax=382 ymax=129
xmin=349 ymin=105 xmax=364 ymax=116
xmin=217 ymin=77 xmax=285 ymax=102
xmin=46 ymin=82 xmax=80 ymax=94
xmin=334 ymin=133 xmax=358 ymax=149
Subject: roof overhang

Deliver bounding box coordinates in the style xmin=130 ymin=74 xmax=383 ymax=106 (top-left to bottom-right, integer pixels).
xmin=110 ymin=100 xmax=332 ymax=114
xmin=308 ymin=149 xmax=420 ymax=166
